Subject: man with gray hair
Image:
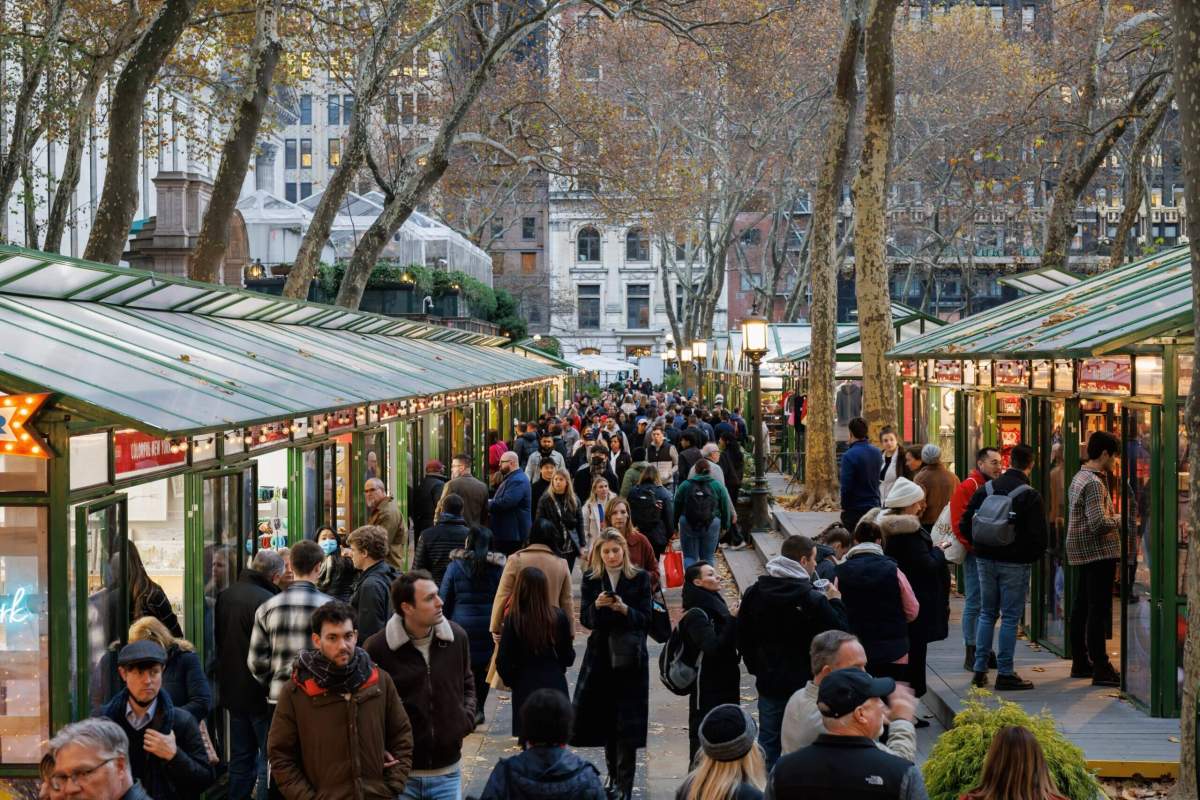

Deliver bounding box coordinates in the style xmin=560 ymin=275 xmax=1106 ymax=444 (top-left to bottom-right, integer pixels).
xmin=365 ymin=477 xmax=405 ymax=568
xmin=48 ymin=718 xmax=149 ymax=800
xmin=766 ymin=669 xmax=928 ymax=800
xmin=688 ymin=442 xmax=725 ymax=487
xmin=780 ymin=630 xmax=917 ymax=760
xmin=215 ymin=547 xmax=285 ymax=800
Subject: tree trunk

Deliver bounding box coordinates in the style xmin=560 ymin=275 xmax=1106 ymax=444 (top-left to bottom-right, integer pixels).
xmin=1109 ymin=89 xmax=1173 ymax=269
xmin=851 ymin=0 xmax=899 ymax=441
xmin=190 ymin=0 xmax=282 ymax=283
xmin=1170 ymin=3 xmax=1200 ymax=796
xmin=43 ymin=65 xmax=107 ymax=252
xmin=83 ymin=0 xmax=198 ymax=264
xmin=0 ymin=0 xmax=67 ymax=238
xmin=21 ymin=151 xmax=36 ymax=248
xmin=799 ymin=2 xmax=861 ymax=510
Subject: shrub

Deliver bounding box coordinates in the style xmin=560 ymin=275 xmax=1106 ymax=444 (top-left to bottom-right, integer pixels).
xmin=922 ymin=690 xmax=1102 ymax=800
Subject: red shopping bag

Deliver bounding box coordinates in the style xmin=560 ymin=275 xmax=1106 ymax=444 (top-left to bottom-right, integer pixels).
xmin=663 ymin=547 xmax=684 ymax=589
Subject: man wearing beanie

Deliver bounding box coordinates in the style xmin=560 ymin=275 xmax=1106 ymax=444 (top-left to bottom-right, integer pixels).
xmin=766 ymin=669 xmax=928 ymax=800
xmin=676 ymin=705 xmax=764 ymax=799
xmin=912 ymin=444 xmax=959 ymax=528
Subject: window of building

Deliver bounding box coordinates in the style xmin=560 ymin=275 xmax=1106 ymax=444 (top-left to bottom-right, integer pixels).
xmin=300 ymin=139 xmax=312 ymax=169
xmin=284 ymin=139 xmax=297 ymax=170
xmin=674 ymin=241 xmax=686 ymax=261
xmin=521 ymin=252 xmax=537 ymax=273
xmin=402 ymin=94 xmax=415 ymax=125
xmin=492 ymin=253 xmax=504 ymax=276
xmin=299 ymin=94 xmax=312 ymax=125
xmin=522 ymin=216 xmax=536 ymax=240
xmin=300 ymin=182 xmax=313 ymax=199
xmin=625 ymin=227 xmax=649 ymax=261
xmin=285 ymin=182 xmax=297 ymax=203
xmin=990 ymin=6 xmax=1003 ymax=27
xmin=328 ymin=138 xmax=341 ymax=167
xmin=578 ymin=285 xmax=601 ymax=329
xmin=740 ymin=228 xmax=762 ymax=246
xmin=384 ymin=94 xmax=398 ymax=125
xmin=1022 ymin=5 xmax=1035 ymax=31
xmin=577 ymin=227 xmax=601 ymax=262
xmin=343 ymin=95 xmax=355 ymax=125
xmin=0 ymin=505 xmax=48 ymax=762
xmin=491 ymin=217 xmax=504 ymax=238
xmin=417 ymin=93 xmax=431 ymax=123
xmin=626 ymin=284 xmax=650 ymax=329
xmin=626 ymin=346 xmax=651 ymax=358
xmin=328 ymin=94 xmax=341 ymax=125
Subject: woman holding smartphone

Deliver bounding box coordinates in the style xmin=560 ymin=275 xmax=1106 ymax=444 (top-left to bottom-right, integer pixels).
xmin=571 ymin=529 xmax=652 ymax=800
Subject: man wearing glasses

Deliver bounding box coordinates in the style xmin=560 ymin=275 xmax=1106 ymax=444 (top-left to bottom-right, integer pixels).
xmin=99 ymin=641 xmax=213 ymax=799
xmin=46 ymin=717 xmax=151 ymax=800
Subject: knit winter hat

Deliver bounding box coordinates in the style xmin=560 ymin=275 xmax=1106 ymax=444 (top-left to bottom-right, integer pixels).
xmin=884 ymin=477 xmax=925 ymax=509
xmin=920 ymin=443 xmax=942 ymax=464
xmin=698 ymin=704 xmax=758 ymax=762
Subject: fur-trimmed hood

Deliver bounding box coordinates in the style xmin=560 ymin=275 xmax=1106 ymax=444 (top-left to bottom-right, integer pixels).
xmin=383 ymin=614 xmax=454 ymax=651
xmin=875 ymin=509 xmax=923 ymax=538
xmin=447 ymin=548 xmax=506 ymax=566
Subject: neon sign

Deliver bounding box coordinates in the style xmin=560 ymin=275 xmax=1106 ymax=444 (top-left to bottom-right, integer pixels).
xmin=0 ymin=586 xmax=32 ymax=626
xmin=0 ymin=393 xmax=49 ymax=458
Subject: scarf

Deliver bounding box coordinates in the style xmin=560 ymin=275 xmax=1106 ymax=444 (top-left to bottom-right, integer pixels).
xmin=296 ymin=646 xmax=373 ymax=694
xmin=765 ymin=555 xmax=810 ymax=581
xmin=681 ymin=582 xmax=732 ymax=623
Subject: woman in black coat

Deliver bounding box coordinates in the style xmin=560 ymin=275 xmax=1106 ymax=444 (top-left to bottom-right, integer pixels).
xmin=679 ymin=561 xmax=741 ymax=765
xmin=571 ymin=529 xmax=652 ymax=800
xmin=608 ymin=435 xmax=633 ymax=488
xmin=495 ymin=567 xmax=575 ymax=742
xmin=441 ymin=526 xmax=506 ymax=727
xmin=875 ymin=485 xmax=950 ymax=703
xmin=535 ymin=468 xmax=586 ymax=573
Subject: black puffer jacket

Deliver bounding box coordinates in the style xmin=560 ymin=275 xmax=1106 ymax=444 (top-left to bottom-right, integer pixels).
xmin=880 ymin=512 xmax=950 ymax=644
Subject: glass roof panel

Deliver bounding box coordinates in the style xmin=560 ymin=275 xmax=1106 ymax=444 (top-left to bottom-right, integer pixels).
xmin=210 ymin=296 xmax=278 ymax=318
xmin=71 ymin=275 xmax=140 ymax=300
xmin=0 ymin=254 xmax=51 ymax=281
xmin=126 ymin=284 xmax=210 ymax=309
xmin=99 ymin=280 xmax=161 ymax=305
xmin=3 ymin=262 xmax=105 ymax=297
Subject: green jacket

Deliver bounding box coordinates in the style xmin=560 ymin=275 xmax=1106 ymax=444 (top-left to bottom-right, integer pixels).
xmin=673 ymin=474 xmax=732 ymax=529
xmin=620 ymin=461 xmax=650 ymax=497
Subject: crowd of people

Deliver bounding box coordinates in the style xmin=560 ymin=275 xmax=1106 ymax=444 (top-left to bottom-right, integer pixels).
xmin=37 ymin=383 xmax=1121 ymax=800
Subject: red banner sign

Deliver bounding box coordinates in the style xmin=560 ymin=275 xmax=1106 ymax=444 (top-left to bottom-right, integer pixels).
xmin=114 ymin=430 xmax=186 ymax=478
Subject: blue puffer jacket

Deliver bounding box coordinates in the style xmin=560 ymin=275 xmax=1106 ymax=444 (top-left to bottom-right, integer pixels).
xmin=478 ymin=746 xmax=605 ymax=800
xmin=440 ymin=549 xmax=506 ymax=667
xmin=489 ymin=469 xmax=532 ymax=546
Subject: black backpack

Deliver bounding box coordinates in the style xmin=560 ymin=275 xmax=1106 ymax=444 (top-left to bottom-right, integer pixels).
xmin=628 ymin=483 xmax=663 ymax=535
xmin=683 ymin=481 xmax=717 ymax=527
xmin=659 ymin=608 xmax=706 ymax=695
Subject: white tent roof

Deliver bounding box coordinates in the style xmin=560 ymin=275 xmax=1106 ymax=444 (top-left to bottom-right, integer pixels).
xmin=236 ymin=190 xmax=311 ymax=224
xmin=573 ymin=354 xmax=641 ymax=374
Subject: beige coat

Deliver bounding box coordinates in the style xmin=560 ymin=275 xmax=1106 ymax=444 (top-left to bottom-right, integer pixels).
xmin=369 ymin=497 xmax=406 ymax=569
xmin=485 ymin=543 xmax=573 ymax=688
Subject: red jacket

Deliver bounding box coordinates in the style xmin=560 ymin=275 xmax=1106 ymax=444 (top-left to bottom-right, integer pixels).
xmin=950 ymin=469 xmax=988 ymax=549
xmin=626 ymin=529 xmax=661 ymax=593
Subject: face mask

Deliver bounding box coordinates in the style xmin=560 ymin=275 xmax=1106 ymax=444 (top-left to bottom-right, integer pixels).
xmin=319 ymin=539 xmax=339 ymax=556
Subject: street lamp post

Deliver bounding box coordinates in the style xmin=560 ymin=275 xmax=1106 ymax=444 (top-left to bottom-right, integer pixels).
xmin=693 ymin=340 xmax=708 ymax=406
xmin=679 ymin=345 xmax=693 ymax=396
xmin=741 ymin=314 xmax=772 ymax=533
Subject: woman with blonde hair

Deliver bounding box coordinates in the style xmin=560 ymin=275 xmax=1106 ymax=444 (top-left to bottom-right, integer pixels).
xmin=536 ymin=467 xmax=585 ymax=572
xmin=959 ymin=726 xmax=1067 ymax=800
xmin=605 ymin=495 xmax=661 ymax=592
xmin=571 ymin=529 xmax=652 ymax=800
xmin=582 ymin=475 xmax=612 ymax=555
xmin=676 ymin=705 xmax=766 ymax=800
xmin=128 ymin=616 xmax=212 ymax=724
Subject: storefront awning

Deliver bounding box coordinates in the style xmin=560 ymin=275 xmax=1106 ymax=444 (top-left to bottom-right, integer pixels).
xmin=0 ymin=245 xmax=560 ymax=436
xmin=888 ymin=247 xmax=1193 ymax=361
xmin=769 ymin=303 xmax=944 ymax=364
xmin=506 ymin=341 xmax=587 ymax=371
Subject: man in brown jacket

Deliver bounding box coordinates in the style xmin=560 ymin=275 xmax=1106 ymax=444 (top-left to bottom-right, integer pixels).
xmin=364 ymin=571 xmax=476 ymax=799
xmin=366 ymin=478 xmax=405 ymax=568
xmin=440 ymin=453 xmax=489 ymax=529
xmin=913 ymin=444 xmax=960 ymax=528
xmin=268 ymin=602 xmax=412 ymax=800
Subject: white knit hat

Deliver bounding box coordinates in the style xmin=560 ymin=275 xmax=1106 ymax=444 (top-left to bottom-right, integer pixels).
xmin=884 ymin=477 xmax=925 ymax=509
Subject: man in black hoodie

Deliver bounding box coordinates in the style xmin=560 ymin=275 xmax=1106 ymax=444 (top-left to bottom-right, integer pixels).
xmin=737 ymin=535 xmax=849 ymax=771
xmin=961 ymin=443 xmax=1047 ymax=691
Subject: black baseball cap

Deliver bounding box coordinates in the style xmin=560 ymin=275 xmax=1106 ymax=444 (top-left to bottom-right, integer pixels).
xmin=117 ymin=640 xmax=167 ymax=668
xmin=817 ymin=668 xmax=895 ymax=718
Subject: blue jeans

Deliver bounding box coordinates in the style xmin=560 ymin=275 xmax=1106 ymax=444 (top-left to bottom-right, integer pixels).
xmin=401 ymin=771 xmax=462 ymax=800
xmin=757 ymin=692 xmax=789 ymax=772
xmin=680 ymin=517 xmax=720 ymax=568
xmin=962 ymin=552 xmax=981 ymax=646
xmin=228 ymin=708 xmax=271 ymax=800
xmin=974 ymin=558 xmax=1031 ymax=675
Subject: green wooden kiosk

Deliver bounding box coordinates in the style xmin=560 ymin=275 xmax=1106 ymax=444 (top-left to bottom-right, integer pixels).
xmin=0 ymin=245 xmax=562 ymax=791
xmin=887 ymin=247 xmax=1192 ymax=718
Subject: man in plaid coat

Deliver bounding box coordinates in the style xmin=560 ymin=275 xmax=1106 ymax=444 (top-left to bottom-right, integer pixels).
xmin=248 ymin=540 xmax=334 ymax=703
xmin=1065 ymin=430 xmax=1122 ymax=687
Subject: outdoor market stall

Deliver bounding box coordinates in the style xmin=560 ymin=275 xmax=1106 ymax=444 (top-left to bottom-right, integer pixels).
xmin=0 ymin=244 xmax=561 ymax=790
xmin=887 ymin=246 xmax=1192 ymax=718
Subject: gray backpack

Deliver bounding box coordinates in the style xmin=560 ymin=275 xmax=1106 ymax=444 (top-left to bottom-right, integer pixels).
xmin=972 ymin=481 xmax=1031 ymax=547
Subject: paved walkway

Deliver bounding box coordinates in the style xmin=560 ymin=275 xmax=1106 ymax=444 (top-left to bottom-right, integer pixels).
xmin=750 ymin=479 xmax=1183 ymax=779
